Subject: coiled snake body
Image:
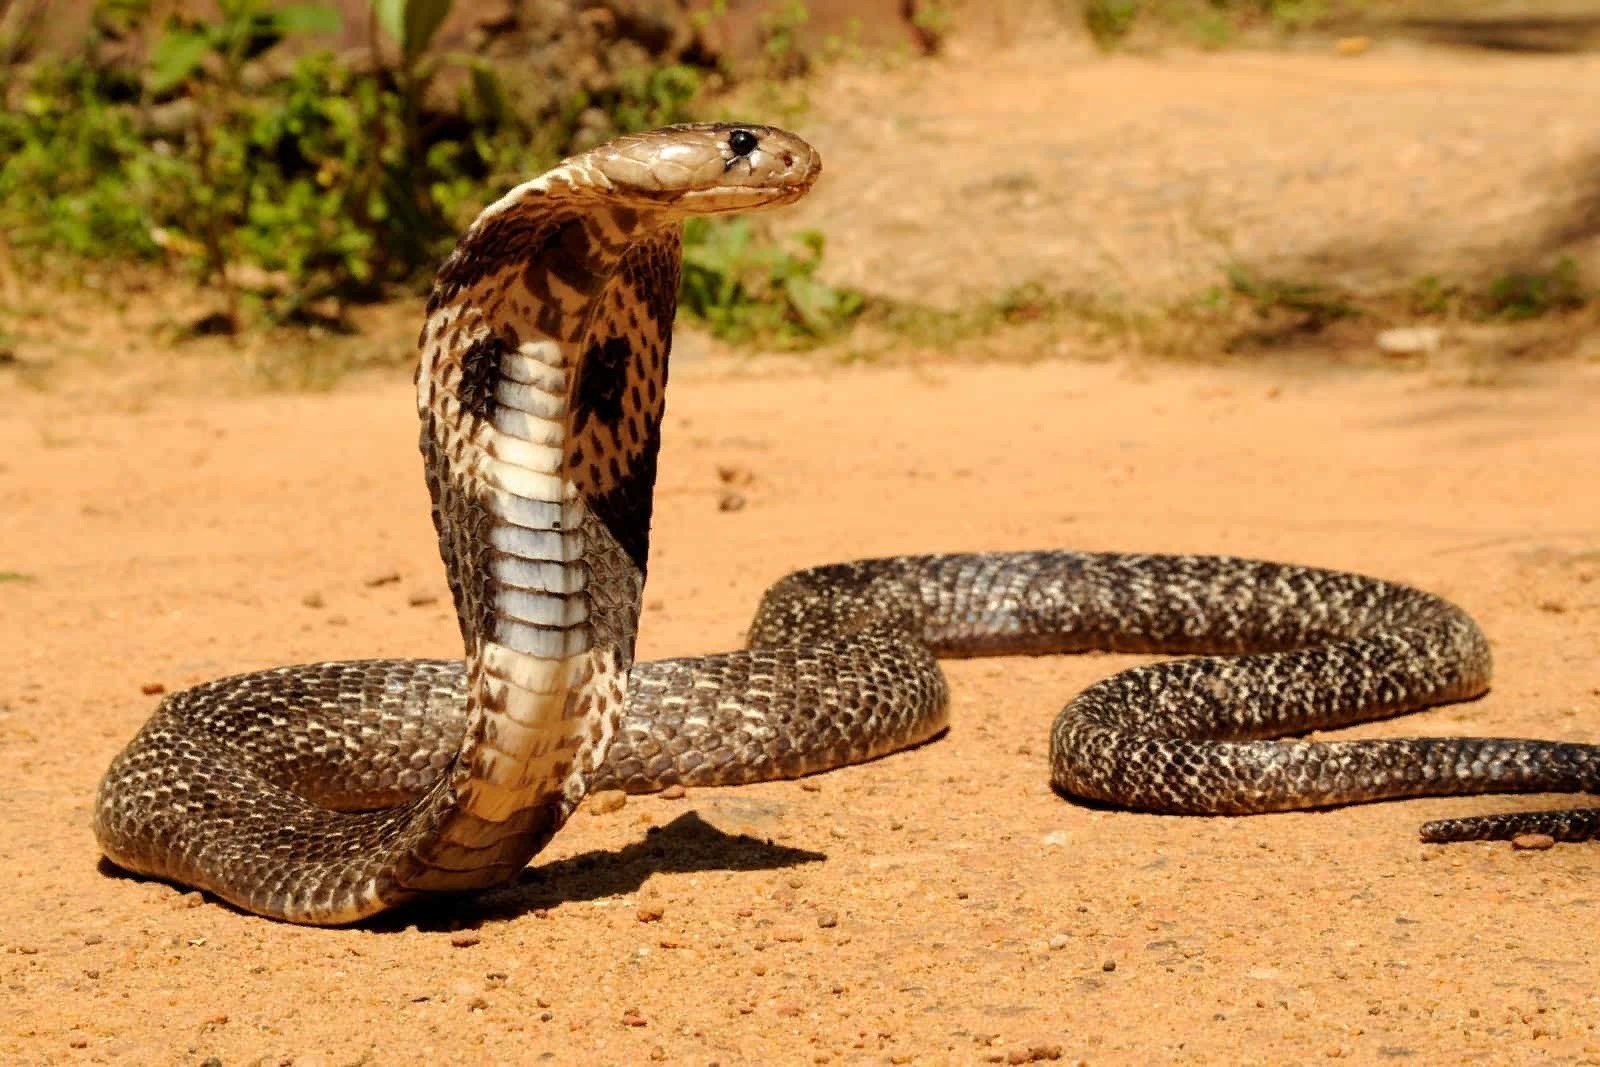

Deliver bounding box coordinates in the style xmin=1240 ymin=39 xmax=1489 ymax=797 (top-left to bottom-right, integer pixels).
xmin=95 ymin=125 xmax=1600 ymax=924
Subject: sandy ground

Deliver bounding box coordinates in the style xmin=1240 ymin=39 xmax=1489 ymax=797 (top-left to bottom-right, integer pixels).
xmin=4 ymin=352 xmax=1600 ymax=1064
xmin=788 ymin=38 xmax=1600 ymax=306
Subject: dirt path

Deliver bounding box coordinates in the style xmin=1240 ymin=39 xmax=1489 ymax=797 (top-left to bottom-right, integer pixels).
xmin=790 ymin=40 xmax=1600 ymax=307
xmin=4 ymin=352 xmax=1599 ymax=1064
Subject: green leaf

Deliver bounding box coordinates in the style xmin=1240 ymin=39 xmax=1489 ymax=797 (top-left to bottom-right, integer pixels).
xmin=274 ymin=4 xmax=343 ymax=36
xmin=147 ymin=27 xmax=212 ymax=94
xmin=373 ymin=0 xmax=453 ymax=63
xmin=404 ymin=0 xmax=452 ymax=61
xmin=372 ymin=0 xmax=405 ymax=47
xmin=468 ymin=61 xmax=506 ymax=125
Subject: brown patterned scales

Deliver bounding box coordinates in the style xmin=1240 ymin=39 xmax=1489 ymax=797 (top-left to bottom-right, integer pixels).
xmin=94 ymin=124 xmax=1600 ymax=925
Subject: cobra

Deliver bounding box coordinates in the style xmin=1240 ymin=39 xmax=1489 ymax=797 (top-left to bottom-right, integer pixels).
xmin=94 ymin=124 xmax=1600 ymax=925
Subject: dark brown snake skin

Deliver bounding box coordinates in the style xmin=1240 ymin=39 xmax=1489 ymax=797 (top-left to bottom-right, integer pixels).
xmin=94 ymin=124 xmax=1600 ymax=925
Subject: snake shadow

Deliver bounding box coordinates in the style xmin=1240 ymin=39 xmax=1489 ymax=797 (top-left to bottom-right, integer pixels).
xmin=95 ymin=812 xmax=823 ymax=930
xmin=378 ymin=810 xmax=826 ymax=932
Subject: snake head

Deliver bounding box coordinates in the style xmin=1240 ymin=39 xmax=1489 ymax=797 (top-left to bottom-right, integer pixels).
xmin=582 ymin=123 xmax=822 ymax=215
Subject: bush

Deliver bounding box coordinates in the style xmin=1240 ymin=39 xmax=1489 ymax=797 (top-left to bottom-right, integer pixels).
xmin=681 ymin=218 xmax=865 ymax=347
xmin=0 ymin=0 xmax=866 ymax=349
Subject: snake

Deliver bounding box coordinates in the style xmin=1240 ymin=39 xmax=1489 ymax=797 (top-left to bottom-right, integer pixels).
xmin=93 ymin=123 xmax=1600 ymax=925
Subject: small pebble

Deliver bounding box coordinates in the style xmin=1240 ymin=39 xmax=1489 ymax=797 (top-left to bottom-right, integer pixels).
xmin=660 ymin=784 xmax=686 ymax=800
xmin=364 ymin=571 xmax=401 ymax=587
xmin=466 ymin=996 xmax=488 ymax=1012
xmin=140 ymin=682 xmax=166 ymax=696
xmin=588 ymin=789 xmax=627 ymax=815
xmin=772 ymin=928 xmax=805 ymax=943
xmin=1102 ymin=959 xmax=1117 ymax=972
xmin=327 ymin=614 xmax=349 ymax=627
xmin=717 ymin=491 xmax=747 ymax=512
xmin=1512 ymin=833 xmax=1556 ymax=851
xmin=407 ymin=591 xmax=439 ymax=607
xmin=301 ymin=591 xmax=325 ymax=609
xmin=621 ymin=1009 xmax=648 ymax=1027
xmin=1376 ymin=326 xmax=1440 ymax=355
xmin=637 ymin=903 xmax=665 ymax=923
xmin=716 ymin=464 xmax=754 ymax=486
xmin=1048 ymin=934 xmax=1070 ymax=951
xmin=817 ymin=911 xmax=839 ymax=929
xmin=450 ymin=933 xmax=481 ymax=948
xmin=800 ymin=780 xmax=822 ymax=792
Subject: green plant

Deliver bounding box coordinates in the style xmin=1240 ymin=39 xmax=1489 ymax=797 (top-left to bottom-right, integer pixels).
xmin=1225 ymin=263 xmax=1358 ymax=326
xmin=0 ymin=59 xmax=172 ymax=258
xmin=1086 ymin=0 xmax=1343 ymax=50
xmin=1479 ymin=257 xmax=1586 ymax=321
xmin=1259 ymin=0 xmax=1328 ymax=30
xmin=1409 ymin=274 xmax=1460 ymax=317
xmin=758 ymin=0 xmax=812 ymax=79
xmin=1186 ymin=10 xmax=1236 ymax=48
xmin=1085 ymin=0 xmax=1141 ymax=48
xmin=594 ymin=63 xmax=705 ymax=136
xmin=370 ymin=0 xmax=454 ymax=219
xmin=907 ymin=2 xmax=954 ymax=54
xmin=145 ymin=0 xmax=346 ymax=328
xmin=680 ymin=219 xmax=865 ymax=347
xmin=0 ymin=0 xmax=855 ymax=355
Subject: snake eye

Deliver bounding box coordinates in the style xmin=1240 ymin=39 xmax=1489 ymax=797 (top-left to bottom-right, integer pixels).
xmin=728 ymin=129 xmax=758 ymax=157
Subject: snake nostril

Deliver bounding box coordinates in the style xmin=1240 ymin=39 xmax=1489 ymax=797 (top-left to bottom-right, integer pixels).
xmin=782 ymin=152 xmax=794 ymax=167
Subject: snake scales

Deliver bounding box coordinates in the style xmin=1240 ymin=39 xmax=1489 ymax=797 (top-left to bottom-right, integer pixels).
xmin=95 ymin=124 xmax=1600 ymax=925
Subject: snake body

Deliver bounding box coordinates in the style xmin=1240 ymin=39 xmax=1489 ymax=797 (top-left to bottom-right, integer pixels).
xmin=94 ymin=124 xmax=1600 ymax=925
